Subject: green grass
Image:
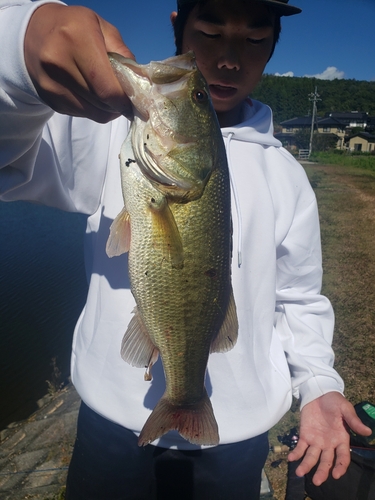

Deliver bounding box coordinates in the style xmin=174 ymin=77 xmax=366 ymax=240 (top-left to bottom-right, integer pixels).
xmin=309 ymin=151 xmax=375 ymax=172
xmin=43 ymin=487 xmax=65 ymax=500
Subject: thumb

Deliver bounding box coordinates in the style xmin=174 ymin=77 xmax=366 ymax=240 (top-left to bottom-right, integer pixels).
xmin=97 ymin=16 xmax=135 ymax=119
xmin=98 ymin=16 xmax=136 ymax=61
xmin=343 ymin=405 xmax=372 ymax=437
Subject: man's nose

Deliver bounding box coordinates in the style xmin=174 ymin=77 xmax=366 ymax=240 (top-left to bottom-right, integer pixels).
xmin=217 ymin=44 xmax=240 ymax=71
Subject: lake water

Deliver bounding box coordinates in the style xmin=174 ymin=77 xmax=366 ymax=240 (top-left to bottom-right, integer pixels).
xmin=0 ymin=201 xmax=88 ymax=430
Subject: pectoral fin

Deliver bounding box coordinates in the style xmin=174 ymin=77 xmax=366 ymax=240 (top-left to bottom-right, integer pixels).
xmin=149 ymin=197 xmax=184 ymax=269
xmin=210 ymin=288 xmax=238 ymax=353
xmin=106 ymin=207 xmax=131 ymax=257
xmin=121 ymin=307 xmax=159 ymax=381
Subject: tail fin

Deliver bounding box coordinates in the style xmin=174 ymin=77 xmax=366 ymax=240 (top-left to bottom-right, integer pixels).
xmin=138 ymin=390 xmax=219 ymax=446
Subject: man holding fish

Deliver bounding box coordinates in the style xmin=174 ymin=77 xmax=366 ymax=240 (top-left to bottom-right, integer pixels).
xmin=0 ymin=0 xmax=371 ymax=498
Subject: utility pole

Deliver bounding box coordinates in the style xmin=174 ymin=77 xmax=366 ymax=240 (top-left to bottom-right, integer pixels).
xmin=308 ymin=87 xmax=321 ymax=155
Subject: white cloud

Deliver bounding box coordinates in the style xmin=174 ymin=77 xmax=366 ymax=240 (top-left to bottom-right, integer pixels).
xmin=274 ymin=71 xmax=295 ymax=77
xmin=304 ymin=66 xmax=345 ymax=80
xmin=272 ymin=67 xmax=346 ymax=80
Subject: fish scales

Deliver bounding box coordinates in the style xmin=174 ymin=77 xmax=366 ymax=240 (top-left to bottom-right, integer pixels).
xmin=106 ymin=52 xmax=238 ymax=446
xmin=130 ymin=159 xmax=231 ymax=403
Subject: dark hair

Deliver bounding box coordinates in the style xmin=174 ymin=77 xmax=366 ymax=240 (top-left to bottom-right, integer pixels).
xmin=173 ymin=1 xmax=281 ymax=61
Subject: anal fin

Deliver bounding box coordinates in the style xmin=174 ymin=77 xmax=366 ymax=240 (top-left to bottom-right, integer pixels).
xmin=210 ymin=288 xmax=238 ymax=353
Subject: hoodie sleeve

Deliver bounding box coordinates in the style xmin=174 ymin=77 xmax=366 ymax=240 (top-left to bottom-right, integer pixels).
xmin=274 ymin=158 xmax=344 ymax=409
xmin=0 ymin=1 xmax=111 ymax=214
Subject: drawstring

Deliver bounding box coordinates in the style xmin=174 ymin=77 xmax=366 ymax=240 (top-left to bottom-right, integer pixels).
xmin=225 ymin=132 xmax=242 ymax=268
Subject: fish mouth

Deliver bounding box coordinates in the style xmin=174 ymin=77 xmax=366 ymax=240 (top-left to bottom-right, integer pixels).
xmin=209 ymin=84 xmax=238 ymax=100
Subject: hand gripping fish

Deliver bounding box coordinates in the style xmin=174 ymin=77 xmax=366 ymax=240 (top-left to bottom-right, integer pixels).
xmin=106 ymin=52 xmax=238 ymax=446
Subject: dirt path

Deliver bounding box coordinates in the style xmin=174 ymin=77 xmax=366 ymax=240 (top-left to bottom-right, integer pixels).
xmin=265 ymin=163 xmax=375 ymax=499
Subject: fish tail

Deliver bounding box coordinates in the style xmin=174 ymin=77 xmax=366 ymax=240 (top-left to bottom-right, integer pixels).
xmin=138 ymin=391 xmax=219 ymax=447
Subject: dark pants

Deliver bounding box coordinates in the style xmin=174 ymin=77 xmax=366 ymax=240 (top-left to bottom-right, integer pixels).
xmin=66 ymin=402 xmax=269 ymax=500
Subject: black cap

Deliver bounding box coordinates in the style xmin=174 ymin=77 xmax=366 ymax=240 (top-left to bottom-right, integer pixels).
xmin=177 ymin=0 xmax=302 ymax=16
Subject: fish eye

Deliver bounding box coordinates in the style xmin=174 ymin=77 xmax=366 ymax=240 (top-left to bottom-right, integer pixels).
xmin=193 ymin=89 xmax=208 ymax=103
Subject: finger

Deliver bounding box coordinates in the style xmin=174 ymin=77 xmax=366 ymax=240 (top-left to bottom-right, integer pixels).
xmin=98 ymin=16 xmax=135 ymax=60
xmin=26 ymin=4 xmax=132 ymax=120
xmin=33 ymin=61 xmax=122 ymax=123
xmin=293 ymin=446 xmax=322 ymax=478
xmin=310 ymin=448 xmax=335 ymax=486
xmin=99 ymin=16 xmax=136 ymax=118
xmin=288 ymin=440 xmax=308 ymax=462
xmin=39 ymin=86 xmax=121 ymax=123
xmin=74 ymin=17 xmax=134 ymax=118
xmin=65 ymin=16 xmax=130 ymax=111
xmin=331 ymin=442 xmax=351 ymax=480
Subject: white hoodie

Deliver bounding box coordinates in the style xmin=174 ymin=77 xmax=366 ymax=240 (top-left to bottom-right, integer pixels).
xmin=0 ymin=0 xmax=344 ymax=449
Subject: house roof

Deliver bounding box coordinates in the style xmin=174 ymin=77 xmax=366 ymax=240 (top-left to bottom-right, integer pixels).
xmin=281 ymin=115 xmax=346 ymax=128
xmin=281 ymin=112 xmax=372 ymax=130
xmin=347 ymin=132 xmax=375 ymax=143
xmin=324 ymin=111 xmax=369 ymax=124
xmin=274 ymin=132 xmax=296 ymax=139
xmin=280 ymin=116 xmax=313 ymax=127
xmin=317 ymin=117 xmax=346 ymax=128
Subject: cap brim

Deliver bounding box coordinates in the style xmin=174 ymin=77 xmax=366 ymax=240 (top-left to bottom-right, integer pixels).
xmin=257 ymin=0 xmax=301 ymax=16
xmin=177 ymin=0 xmax=302 ymax=17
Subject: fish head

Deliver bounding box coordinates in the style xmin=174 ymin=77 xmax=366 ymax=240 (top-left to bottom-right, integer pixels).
xmin=109 ymin=52 xmax=223 ymax=201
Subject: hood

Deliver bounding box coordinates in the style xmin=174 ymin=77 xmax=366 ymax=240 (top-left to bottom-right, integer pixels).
xmin=221 ymin=99 xmax=281 ymax=148
xmin=221 ymin=99 xmax=281 ymax=269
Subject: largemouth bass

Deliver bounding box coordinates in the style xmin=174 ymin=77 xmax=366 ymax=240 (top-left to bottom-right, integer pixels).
xmin=106 ymin=52 xmax=238 ymax=446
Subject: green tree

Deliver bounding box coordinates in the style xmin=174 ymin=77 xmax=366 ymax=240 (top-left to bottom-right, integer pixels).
xmin=251 ymin=75 xmax=375 ymax=125
xmin=312 ymin=133 xmax=338 ymax=152
xmin=294 ymin=129 xmax=310 ymax=149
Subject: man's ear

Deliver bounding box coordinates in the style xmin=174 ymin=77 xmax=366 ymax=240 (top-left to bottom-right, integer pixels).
xmin=170 ymin=11 xmax=178 ymax=26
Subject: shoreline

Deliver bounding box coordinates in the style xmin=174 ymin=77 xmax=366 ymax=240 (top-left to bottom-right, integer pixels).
xmin=0 ymin=383 xmax=80 ymax=499
xmin=0 ymin=376 xmax=73 ymax=436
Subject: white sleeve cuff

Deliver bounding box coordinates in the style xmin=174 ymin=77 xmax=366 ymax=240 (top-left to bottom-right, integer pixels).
xmin=298 ymin=375 xmax=345 ymax=409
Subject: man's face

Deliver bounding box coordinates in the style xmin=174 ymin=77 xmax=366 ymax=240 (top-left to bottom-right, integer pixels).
xmin=173 ymin=0 xmax=275 ymax=126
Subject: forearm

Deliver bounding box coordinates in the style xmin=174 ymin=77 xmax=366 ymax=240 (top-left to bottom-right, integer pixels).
xmin=275 ymin=197 xmax=344 ymax=406
xmin=275 ymin=293 xmax=344 ymax=407
xmin=0 ymin=1 xmax=61 ymax=192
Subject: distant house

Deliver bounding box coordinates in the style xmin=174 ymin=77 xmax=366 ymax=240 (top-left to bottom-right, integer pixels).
xmin=316 ymin=116 xmax=346 ymax=149
xmin=366 ymin=116 xmax=375 ymax=134
xmin=346 ymin=132 xmax=375 ymax=152
xmin=316 ymin=116 xmax=346 ymax=135
xmin=277 ymin=111 xmax=374 ymax=150
xmin=274 ymin=132 xmax=298 ymax=149
xmin=275 ymin=116 xmax=313 ymax=149
xmin=280 ymin=116 xmax=313 ymax=133
xmin=324 ymin=111 xmax=369 ymax=129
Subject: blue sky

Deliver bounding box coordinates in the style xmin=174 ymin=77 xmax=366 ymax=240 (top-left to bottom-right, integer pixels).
xmin=66 ymin=0 xmax=374 ymax=82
